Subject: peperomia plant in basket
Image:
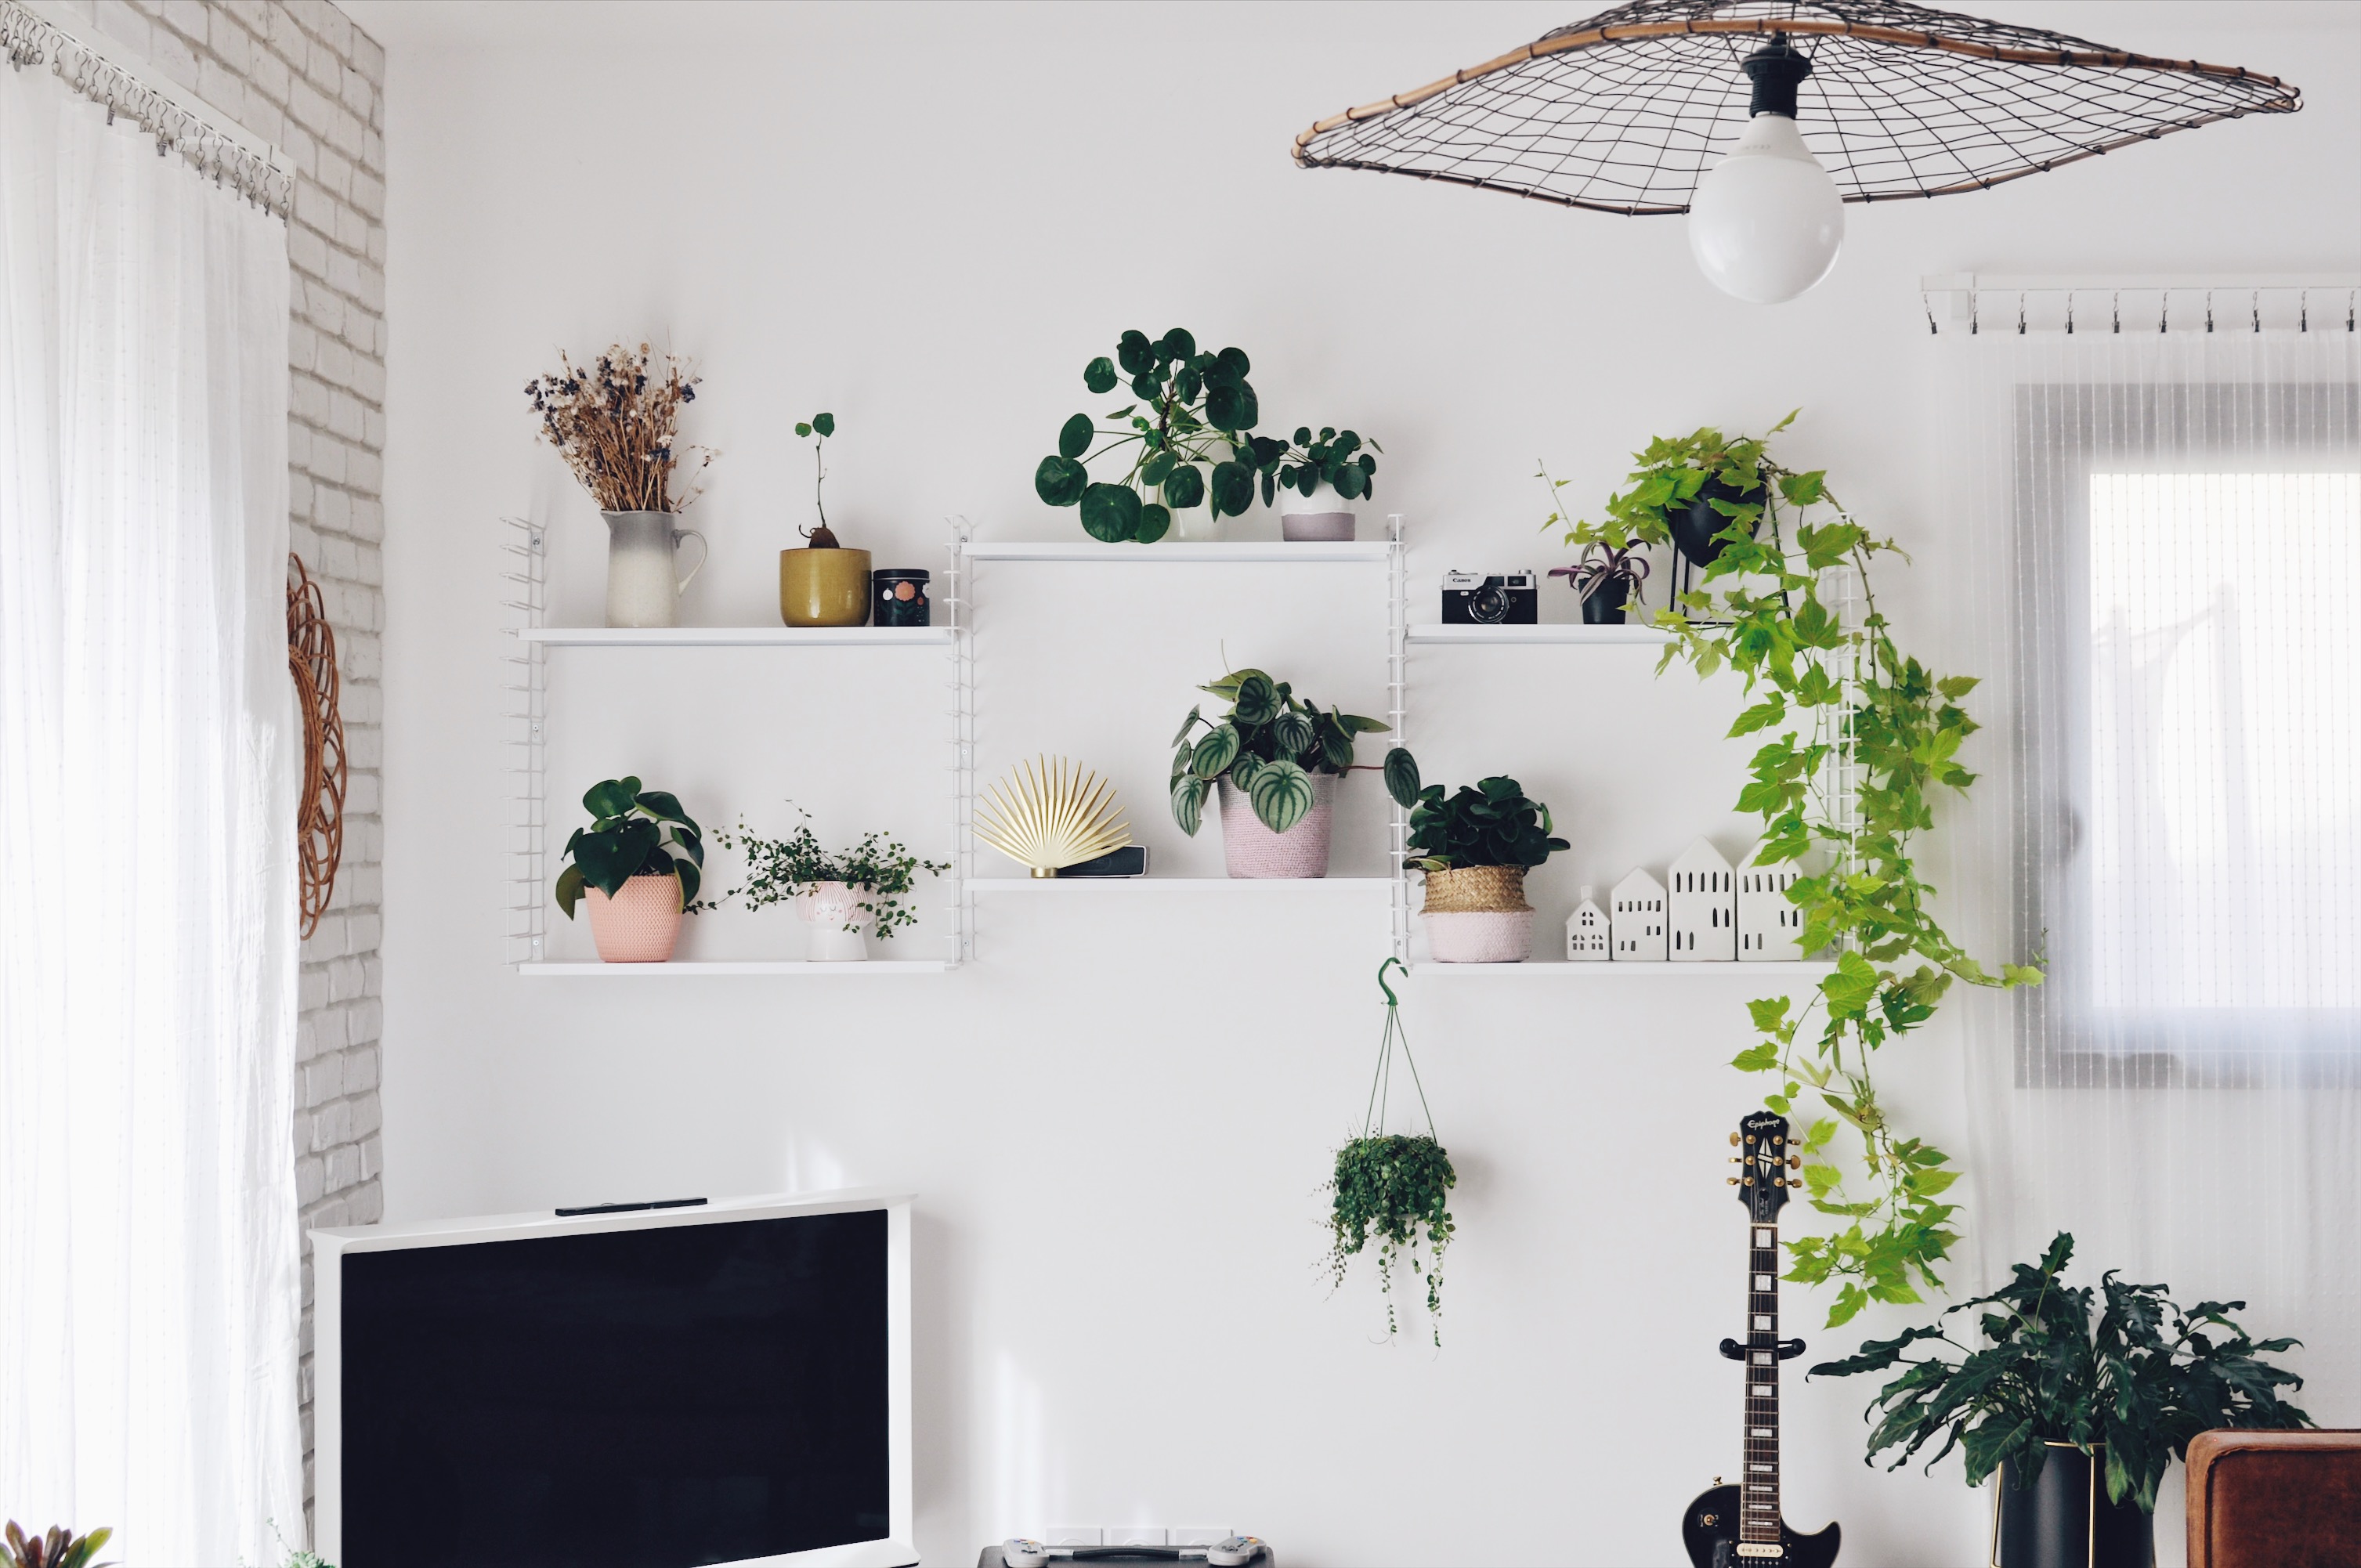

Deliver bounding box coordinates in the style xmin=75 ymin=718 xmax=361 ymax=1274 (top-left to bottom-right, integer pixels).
xmin=1328 ymin=959 xmax=1455 ymax=1346
xmin=1812 ymin=1233 xmax=2311 ymax=1520
xmin=1169 ymin=668 xmax=1408 ymax=837
xmin=555 ymin=776 xmax=705 ymax=916
xmin=1035 ymin=328 xmax=1275 ymax=543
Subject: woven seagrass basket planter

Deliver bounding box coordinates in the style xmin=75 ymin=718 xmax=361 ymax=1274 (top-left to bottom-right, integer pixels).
xmin=1421 ymin=864 xmax=1535 ymax=963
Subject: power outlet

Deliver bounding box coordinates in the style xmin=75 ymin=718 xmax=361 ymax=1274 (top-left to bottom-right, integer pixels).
xmin=1170 ymin=1528 xmax=1231 ymax=1547
xmin=1107 ymin=1526 xmax=1168 ymax=1547
xmin=1047 ymin=1526 xmax=1101 ymax=1547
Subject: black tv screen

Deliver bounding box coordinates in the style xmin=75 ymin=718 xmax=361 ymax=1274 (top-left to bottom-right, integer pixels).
xmin=338 ymin=1208 xmax=891 ymax=1568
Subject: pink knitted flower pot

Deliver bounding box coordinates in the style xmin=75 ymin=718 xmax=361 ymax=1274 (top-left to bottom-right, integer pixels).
xmin=1217 ymin=772 xmax=1337 ymax=878
xmin=583 ymin=873 xmax=684 ymax=962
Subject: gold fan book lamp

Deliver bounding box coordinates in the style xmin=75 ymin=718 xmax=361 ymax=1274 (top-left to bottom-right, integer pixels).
xmin=974 ymin=756 xmax=1132 ymax=877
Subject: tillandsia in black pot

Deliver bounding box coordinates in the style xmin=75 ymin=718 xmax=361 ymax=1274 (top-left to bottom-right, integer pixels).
xmin=1402 ymin=771 xmax=1568 ymax=963
xmin=2 ymin=1524 xmax=114 ymax=1568
xmin=1270 ymin=425 xmax=1381 ymax=541
xmin=1812 ymin=1233 xmax=2312 ymax=1568
xmin=710 ymin=804 xmax=948 ymax=963
xmin=1034 ymin=328 xmax=1269 ymax=543
xmin=1169 ymin=667 xmax=1412 ymax=878
xmin=1327 ymin=959 xmax=1455 ymax=1346
xmin=1538 ymin=423 xmax=1771 ymax=604
xmin=1549 ymin=541 xmax=1651 ymax=625
xmin=554 ymin=777 xmax=707 ymax=963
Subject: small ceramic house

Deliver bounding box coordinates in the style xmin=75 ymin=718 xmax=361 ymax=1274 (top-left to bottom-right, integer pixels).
xmin=1738 ymin=840 xmax=1806 ymax=961
xmin=1610 ymin=868 xmax=1666 ymax=961
xmin=1668 ymin=837 xmax=1736 ymax=961
xmin=1566 ymin=886 xmax=1610 ymax=962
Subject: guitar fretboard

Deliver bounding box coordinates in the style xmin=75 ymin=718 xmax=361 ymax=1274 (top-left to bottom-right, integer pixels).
xmin=1741 ymin=1221 xmax=1781 ymax=1546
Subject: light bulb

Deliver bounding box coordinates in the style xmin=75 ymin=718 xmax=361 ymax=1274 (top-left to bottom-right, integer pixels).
xmin=1687 ymin=34 xmax=1846 ymax=305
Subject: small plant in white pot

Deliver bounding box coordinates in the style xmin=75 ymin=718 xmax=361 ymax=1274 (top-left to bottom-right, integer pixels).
xmin=1402 ymin=771 xmax=1568 ymax=962
xmin=1267 ymin=425 xmax=1379 ymax=542
xmin=555 ymin=777 xmax=707 ymax=963
xmin=1170 ymin=667 xmax=1405 ymax=877
xmin=712 ymin=806 xmax=946 ymax=961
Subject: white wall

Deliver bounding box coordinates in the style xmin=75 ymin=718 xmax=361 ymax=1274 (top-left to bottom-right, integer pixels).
xmin=371 ymin=4 xmax=2361 ymax=1563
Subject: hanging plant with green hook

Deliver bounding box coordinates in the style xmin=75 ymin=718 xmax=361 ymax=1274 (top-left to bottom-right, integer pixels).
xmin=1325 ymin=958 xmax=1457 ymax=1346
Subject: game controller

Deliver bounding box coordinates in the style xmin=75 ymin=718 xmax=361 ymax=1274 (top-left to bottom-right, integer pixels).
xmin=1206 ymin=1537 xmax=1266 ymax=1567
xmin=1003 ymin=1541 xmax=1050 ymax=1568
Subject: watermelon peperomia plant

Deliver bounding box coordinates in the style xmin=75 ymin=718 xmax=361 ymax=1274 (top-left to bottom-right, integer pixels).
xmin=1169 ymin=667 xmax=1414 ymax=836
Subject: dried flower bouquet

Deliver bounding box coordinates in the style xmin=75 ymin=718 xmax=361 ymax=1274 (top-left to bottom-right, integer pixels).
xmin=526 ymin=342 xmax=714 ymax=513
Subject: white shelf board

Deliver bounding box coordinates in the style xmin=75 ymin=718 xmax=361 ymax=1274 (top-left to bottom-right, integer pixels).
xmin=960 ymin=540 xmax=1390 ymax=564
xmin=515 ymin=626 xmax=951 ymax=648
xmin=516 ymin=959 xmax=949 ymax=977
xmin=1406 ymin=623 xmax=1672 ymax=646
xmin=971 ymin=876 xmax=1394 ymax=893
xmin=1408 ymin=959 xmax=1837 ymax=977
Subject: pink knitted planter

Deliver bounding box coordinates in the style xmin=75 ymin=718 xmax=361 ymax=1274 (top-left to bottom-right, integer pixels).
xmin=583 ymin=873 xmax=684 ymax=962
xmin=1217 ymin=772 xmax=1337 ymax=878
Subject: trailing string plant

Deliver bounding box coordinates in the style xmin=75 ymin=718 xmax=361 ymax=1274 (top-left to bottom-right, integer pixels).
xmin=555 ymin=777 xmax=707 ymax=917
xmin=1169 ymin=667 xmax=1404 ymax=836
xmin=1034 ymin=327 xmax=1274 ymax=542
xmin=711 ymin=804 xmax=948 ymax=938
xmin=526 ymin=342 xmax=713 ymax=512
xmin=1811 ymin=1232 xmax=2312 ymax=1512
xmin=794 ymin=411 xmax=839 ymax=545
xmin=1325 ymin=959 xmax=1455 ymax=1346
xmin=1555 ymin=414 xmax=2041 ymax=1328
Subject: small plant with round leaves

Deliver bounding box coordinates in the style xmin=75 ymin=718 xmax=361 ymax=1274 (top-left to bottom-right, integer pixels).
xmin=1267 ymin=425 xmax=1380 ymax=507
xmin=1035 ymin=328 xmax=1271 ymax=543
xmin=1402 ymin=774 xmax=1568 ymax=873
xmin=792 ymin=411 xmax=840 ymax=546
xmin=1169 ymin=667 xmax=1408 ymax=836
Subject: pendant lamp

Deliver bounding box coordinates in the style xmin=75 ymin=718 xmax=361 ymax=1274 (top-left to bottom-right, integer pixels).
xmin=1293 ymin=0 xmax=2300 ymax=304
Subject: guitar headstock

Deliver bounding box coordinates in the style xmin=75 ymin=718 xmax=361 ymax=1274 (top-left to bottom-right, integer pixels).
xmin=1730 ymin=1109 xmax=1795 ymax=1222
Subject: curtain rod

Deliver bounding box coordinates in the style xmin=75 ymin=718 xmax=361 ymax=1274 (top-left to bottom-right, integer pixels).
xmin=1918 ymin=279 xmax=2357 ymax=337
xmin=0 ymin=0 xmax=291 ymax=218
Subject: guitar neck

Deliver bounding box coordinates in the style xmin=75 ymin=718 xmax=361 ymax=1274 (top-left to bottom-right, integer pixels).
xmin=1741 ymin=1219 xmax=1782 ymax=1549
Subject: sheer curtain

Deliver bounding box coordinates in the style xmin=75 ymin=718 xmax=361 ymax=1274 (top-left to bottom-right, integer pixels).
xmin=0 ymin=56 xmax=299 ymax=1567
xmin=1936 ymin=286 xmax=2361 ymax=1564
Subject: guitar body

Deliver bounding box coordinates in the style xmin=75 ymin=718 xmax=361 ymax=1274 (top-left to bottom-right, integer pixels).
xmin=1681 ymin=1483 xmax=1840 ymax=1568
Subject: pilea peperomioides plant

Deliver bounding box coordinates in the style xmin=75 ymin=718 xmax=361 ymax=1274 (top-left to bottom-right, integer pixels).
xmin=1557 ymin=414 xmax=2042 ymax=1327
xmin=1268 ymin=425 xmax=1380 ymax=507
xmin=1169 ymin=667 xmax=1404 ymax=836
xmin=1035 ymin=328 xmax=1273 ymax=543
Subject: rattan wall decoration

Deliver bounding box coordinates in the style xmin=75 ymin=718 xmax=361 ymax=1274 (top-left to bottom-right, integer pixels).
xmin=288 ymin=553 xmax=346 ymax=938
xmin=1293 ymin=0 xmax=2300 ymax=216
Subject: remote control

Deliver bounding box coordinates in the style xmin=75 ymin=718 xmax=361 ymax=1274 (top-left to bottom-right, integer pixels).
xmin=1206 ymin=1537 xmax=1266 ymax=1566
xmin=1003 ymin=1541 xmax=1049 ymax=1568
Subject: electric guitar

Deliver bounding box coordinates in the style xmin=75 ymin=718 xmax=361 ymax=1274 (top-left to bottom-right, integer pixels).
xmin=1680 ymin=1110 xmax=1841 ymax=1568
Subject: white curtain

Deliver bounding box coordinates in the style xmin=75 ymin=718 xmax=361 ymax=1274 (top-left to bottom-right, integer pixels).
xmin=0 ymin=57 xmax=299 ymax=1568
xmin=1936 ymin=288 xmax=2361 ymax=1565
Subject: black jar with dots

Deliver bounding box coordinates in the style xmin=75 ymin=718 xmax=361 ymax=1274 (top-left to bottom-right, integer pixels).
xmin=872 ymin=569 xmax=930 ymax=627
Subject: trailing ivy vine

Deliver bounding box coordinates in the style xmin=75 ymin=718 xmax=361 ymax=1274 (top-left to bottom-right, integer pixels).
xmin=1550 ymin=414 xmax=2042 ymax=1327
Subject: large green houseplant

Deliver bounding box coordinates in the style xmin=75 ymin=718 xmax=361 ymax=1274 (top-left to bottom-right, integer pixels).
xmin=1034 ymin=328 xmax=1274 ymax=542
xmin=1812 ymin=1233 xmax=2309 ymax=1565
xmin=1551 ymin=415 xmax=2041 ymax=1323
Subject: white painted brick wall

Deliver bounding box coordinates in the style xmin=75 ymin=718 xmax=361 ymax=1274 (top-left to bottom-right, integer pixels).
xmin=59 ymin=0 xmax=385 ymax=1522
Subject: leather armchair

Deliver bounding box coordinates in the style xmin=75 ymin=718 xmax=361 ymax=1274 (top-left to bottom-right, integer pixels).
xmin=2186 ymin=1429 xmax=2361 ymax=1568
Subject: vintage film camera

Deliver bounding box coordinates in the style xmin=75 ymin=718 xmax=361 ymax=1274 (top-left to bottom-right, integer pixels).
xmin=1441 ymin=569 xmax=1540 ymax=625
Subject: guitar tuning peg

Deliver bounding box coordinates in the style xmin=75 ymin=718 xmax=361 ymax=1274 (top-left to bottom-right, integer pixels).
xmin=1729 ymin=1133 xmax=1741 ymax=1146
xmin=1788 ymin=1155 xmax=1802 ymax=1169
xmin=1727 ymin=1177 xmax=1739 ymax=1186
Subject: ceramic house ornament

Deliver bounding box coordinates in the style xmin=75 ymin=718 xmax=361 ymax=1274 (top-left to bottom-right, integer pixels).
xmin=1567 ymin=885 xmax=1610 ymax=961
xmin=1610 ymin=868 xmax=1666 ymax=961
xmin=1738 ymin=840 xmax=1806 ymax=961
xmin=1668 ymin=837 xmax=1736 ymax=961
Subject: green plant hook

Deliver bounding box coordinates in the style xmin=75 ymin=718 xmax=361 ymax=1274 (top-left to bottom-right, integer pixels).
xmin=1376 ymin=956 xmax=1405 ymax=1009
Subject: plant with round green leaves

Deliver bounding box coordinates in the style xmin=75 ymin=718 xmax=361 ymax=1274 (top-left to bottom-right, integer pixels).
xmin=1328 ymin=959 xmax=1455 ymax=1345
xmin=793 ymin=410 xmax=839 ymax=544
xmin=1267 ymin=425 xmax=1380 ymax=507
xmin=1169 ymin=667 xmax=1408 ymax=836
xmin=1810 ymin=1232 xmax=2312 ymax=1513
xmin=710 ymin=804 xmax=948 ymax=939
xmin=1553 ymin=414 xmax=2042 ymax=1327
xmin=1034 ymin=328 xmax=1271 ymax=543
xmin=555 ymin=776 xmax=705 ymax=917
xmin=1401 ymin=774 xmax=1567 ymax=873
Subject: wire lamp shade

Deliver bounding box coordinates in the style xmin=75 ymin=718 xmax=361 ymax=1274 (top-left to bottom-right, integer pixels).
xmin=1293 ymin=0 xmax=2300 ymax=217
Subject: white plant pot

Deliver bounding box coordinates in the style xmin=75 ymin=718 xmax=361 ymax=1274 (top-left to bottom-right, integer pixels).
xmin=1278 ymin=481 xmax=1355 ymax=543
xmin=798 ymin=880 xmax=868 ymax=962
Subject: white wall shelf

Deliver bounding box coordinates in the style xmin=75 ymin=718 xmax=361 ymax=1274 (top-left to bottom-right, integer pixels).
xmin=971 ymin=876 xmax=1394 ymax=894
xmin=515 ymin=626 xmax=952 ymax=648
xmin=958 ymin=540 xmax=1391 ymax=564
xmin=517 ymin=960 xmax=949 ymax=977
xmin=1406 ymin=959 xmax=1837 ymax=978
xmin=1405 ymin=623 xmax=1671 ymax=646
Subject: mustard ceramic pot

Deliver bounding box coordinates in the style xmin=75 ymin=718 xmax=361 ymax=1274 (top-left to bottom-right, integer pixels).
xmin=779 ymin=545 xmax=871 ymax=627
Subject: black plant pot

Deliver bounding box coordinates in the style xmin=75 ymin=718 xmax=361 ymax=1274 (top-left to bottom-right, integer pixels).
xmin=1992 ymin=1447 xmax=2153 ymax=1568
xmin=1580 ymin=577 xmax=1632 ymax=625
xmin=1669 ymin=475 xmax=1763 ymax=568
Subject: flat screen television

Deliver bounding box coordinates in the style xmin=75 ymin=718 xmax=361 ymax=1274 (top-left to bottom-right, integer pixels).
xmin=314 ymin=1190 xmax=913 ymax=1568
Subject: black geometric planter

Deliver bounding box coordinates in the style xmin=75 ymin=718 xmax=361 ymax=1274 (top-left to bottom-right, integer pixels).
xmin=1991 ymin=1445 xmax=2154 ymax=1568
xmin=1580 ymin=576 xmax=1631 ymax=624
xmin=1670 ymin=475 xmax=1762 ymax=568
